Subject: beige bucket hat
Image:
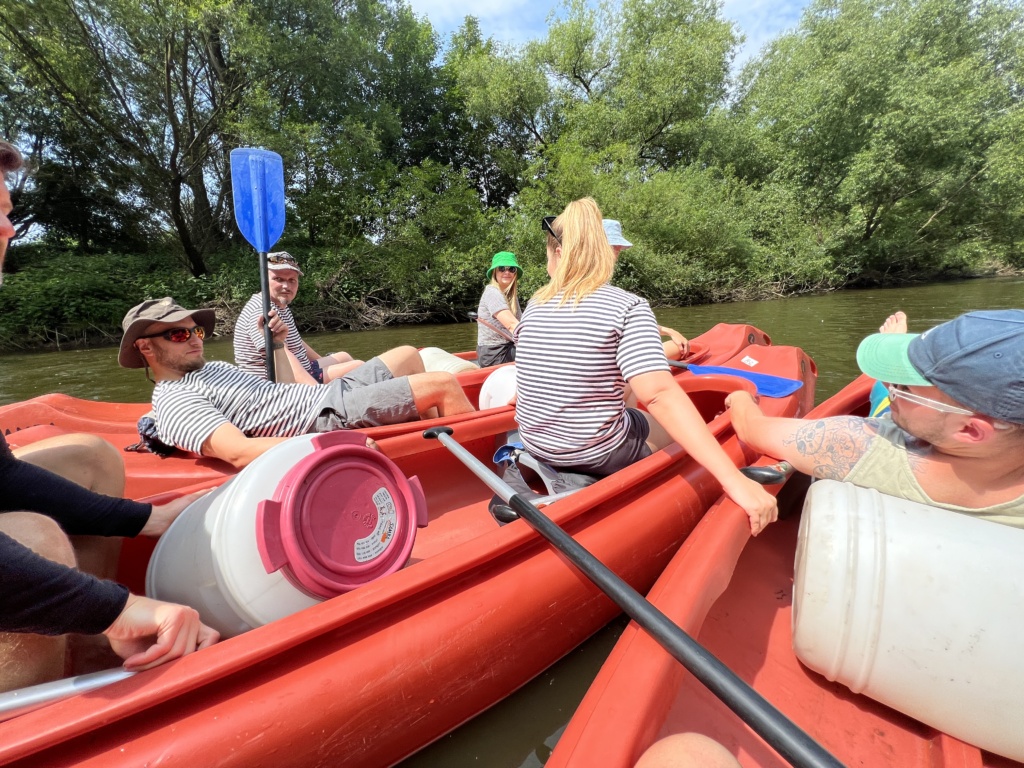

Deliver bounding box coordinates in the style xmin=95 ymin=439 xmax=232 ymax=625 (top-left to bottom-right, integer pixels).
xmin=119 ymin=297 xmax=216 ymax=369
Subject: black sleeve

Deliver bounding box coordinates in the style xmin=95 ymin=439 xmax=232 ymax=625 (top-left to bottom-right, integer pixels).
xmin=0 ymin=435 xmax=151 ymax=536
xmin=0 ymin=532 xmax=129 ymax=635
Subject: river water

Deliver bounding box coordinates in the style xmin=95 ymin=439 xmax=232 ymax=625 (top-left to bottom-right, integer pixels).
xmin=0 ymin=276 xmax=1020 ymax=765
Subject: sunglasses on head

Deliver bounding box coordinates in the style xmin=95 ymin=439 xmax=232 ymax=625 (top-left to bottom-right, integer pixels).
xmin=267 ymin=253 xmax=299 ymax=266
xmin=541 ymin=215 xmax=560 ymax=244
xmin=139 ymin=325 xmax=207 ymax=343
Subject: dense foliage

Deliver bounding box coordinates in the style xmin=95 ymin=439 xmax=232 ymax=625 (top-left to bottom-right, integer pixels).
xmin=0 ymin=0 xmax=1020 ymax=349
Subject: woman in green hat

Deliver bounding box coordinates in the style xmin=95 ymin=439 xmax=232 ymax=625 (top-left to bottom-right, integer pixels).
xmin=476 ymin=251 xmax=522 ymax=367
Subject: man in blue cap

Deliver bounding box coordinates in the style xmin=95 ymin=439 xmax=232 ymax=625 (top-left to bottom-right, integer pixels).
xmin=724 ymin=310 xmax=1024 ymax=528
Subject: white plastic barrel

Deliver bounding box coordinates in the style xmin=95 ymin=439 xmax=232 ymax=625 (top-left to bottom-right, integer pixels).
xmin=419 ymin=347 xmax=479 ymax=374
xmin=478 ymin=364 xmax=517 ymax=410
xmin=147 ymin=431 xmax=428 ymax=638
xmin=793 ymin=479 xmax=1024 ymax=761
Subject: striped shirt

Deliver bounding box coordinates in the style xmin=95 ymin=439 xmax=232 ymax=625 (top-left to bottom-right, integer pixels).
xmin=152 ymin=361 xmax=326 ymax=454
xmin=477 ymin=285 xmax=520 ymax=347
xmin=234 ymin=294 xmax=313 ymax=378
xmin=513 ymin=284 xmax=669 ymax=466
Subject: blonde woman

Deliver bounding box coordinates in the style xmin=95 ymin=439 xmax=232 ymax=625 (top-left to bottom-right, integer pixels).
xmin=475 ymin=251 xmax=522 ymax=367
xmin=513 ymin=198 xmax=777 ymax=535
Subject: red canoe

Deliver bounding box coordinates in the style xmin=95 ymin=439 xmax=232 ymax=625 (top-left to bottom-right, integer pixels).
xmin=547 ymin=375 xmax=1024 ymax=768
xmin=0 ymin=325 xmax=805 ymax=768
xmin=0 ymin=324 xmax=758 ymax=500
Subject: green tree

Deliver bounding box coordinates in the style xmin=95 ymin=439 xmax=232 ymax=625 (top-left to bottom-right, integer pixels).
xmin=737 ymin=0 xmax=1024 ymax=277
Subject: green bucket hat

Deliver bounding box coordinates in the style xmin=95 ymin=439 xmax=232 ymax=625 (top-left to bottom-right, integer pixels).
xmin=487 ymin=251 xmax=521 ymax=281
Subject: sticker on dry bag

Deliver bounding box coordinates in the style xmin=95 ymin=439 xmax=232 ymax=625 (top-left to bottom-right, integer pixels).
xmin=354 ymin=488 xmax=398 ymax=562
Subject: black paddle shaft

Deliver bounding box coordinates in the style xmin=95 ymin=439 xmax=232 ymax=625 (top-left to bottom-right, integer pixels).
xmin=258 ymin=250 xmax=276 ymax=382
xmin=423 ymin=426 xmax=844 ymax=768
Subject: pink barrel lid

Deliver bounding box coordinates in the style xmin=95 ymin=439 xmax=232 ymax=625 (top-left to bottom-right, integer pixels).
xmin=256 ymin=431 xmax=428 ymax=599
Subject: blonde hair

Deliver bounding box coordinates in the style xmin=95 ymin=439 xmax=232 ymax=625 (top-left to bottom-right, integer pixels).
xmin=533 ymin=197 xmax=616 ymax=306
xmin=488 ymin=272 xmax=520 ymax=317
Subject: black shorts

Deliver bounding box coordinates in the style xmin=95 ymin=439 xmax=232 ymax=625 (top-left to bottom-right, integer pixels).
xmin=476 ymin=342 xmax=516 ymax=368
xmin=553 ymin=408 xmax=652 ymax=478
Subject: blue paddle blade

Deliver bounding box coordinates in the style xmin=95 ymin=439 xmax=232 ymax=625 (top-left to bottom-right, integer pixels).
xmin=687 ymin=364 xmax=804 ymax=398
xmin=230 ymin=148 xmax=285 ymax=252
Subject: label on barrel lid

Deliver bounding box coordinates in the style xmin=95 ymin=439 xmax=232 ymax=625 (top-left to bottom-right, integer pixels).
xmin=354 ymin=488 xmax=398 ymax=562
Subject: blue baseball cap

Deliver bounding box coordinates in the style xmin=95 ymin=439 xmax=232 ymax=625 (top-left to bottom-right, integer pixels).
xmin=856 ymin=310 xmax=1024 ymax=423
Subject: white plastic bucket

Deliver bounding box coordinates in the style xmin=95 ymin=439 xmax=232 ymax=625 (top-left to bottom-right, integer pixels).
xmin=419 ymin=347 xmax=479 ymax=374
xmin=479 ymin=364 xmax=517 ymax=410
xmin=793 ymin=479 xmax=1024 ymax=761
xmin=147 ymin=431 xmax=427 ymax=638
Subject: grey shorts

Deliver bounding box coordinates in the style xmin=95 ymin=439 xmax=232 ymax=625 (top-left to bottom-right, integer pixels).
xmin=554 ymin=408 xmax=652 ymax=477
xmin=309 ymin=357 xmax=418 ymax=431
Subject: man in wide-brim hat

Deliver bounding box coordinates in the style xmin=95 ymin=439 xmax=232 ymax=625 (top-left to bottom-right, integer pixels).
xmin=121 ymin=296 xmax=476 ymax=469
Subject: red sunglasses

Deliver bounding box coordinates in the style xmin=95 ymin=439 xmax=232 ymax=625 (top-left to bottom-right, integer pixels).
xmin=139 ymin=325 xmax=207 ymax=343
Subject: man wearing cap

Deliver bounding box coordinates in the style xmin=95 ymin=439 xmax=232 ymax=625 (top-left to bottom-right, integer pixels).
xmin=725 ymin=310 xmax=1024 ymax=527
xmin=233 ymin=251 xmax=361 ymax=383
xmin=121 ymin=297 xmax=475 ymax=469
xmin=0 ymin=140 xmax=219 ymax=692
xmin=602 ymin=219 xmax=690 ymax=360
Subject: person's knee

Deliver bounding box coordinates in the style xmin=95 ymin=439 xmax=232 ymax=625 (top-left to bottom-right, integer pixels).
xmin=81 ymin=434 xmax=125 ymax=477
xmin=634 ymin=733 xmax=740 ymax=768
xmin=0 ymin=512 xmax=76 ymax=569
xmin=15 ymin=433 xmax=126 ymax=495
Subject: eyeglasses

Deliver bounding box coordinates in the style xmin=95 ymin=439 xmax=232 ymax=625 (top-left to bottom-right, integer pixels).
xmin=496 ymin=266 xmax=517 ymax=274
xmin=886 ymin=384 xmax=974 ymax=415
xmin=541 ymin=215 xmax=560 ymax=244
xmin=267 ymin=253 xmax=299 ymax=266
xmin=139 ymin=325 xmax=207 ymax=343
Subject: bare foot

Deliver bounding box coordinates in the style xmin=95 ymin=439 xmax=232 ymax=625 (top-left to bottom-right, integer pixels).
xmin=879 ymin=311 xmax=908 ymax=334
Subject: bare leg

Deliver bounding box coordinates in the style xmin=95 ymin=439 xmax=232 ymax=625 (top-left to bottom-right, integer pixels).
xmin=322 ymin=359 xmax=366 ymax=382
xmin=13 ymin=434 xmax=126 ymax=581
xmin=0 ymin=512 xmax=76 ymax=692
xmin=879 ymin=311 xmax=908 ymax=334
xmin=377 ymin=345 xmax=426 ymax=378
xmin=407 ymin=372 xmax=475 ymax=419
xmin=640 ymin=410 xmax=674 ymax=453
xmin=634 ymin=733 xmax=741 ymax=768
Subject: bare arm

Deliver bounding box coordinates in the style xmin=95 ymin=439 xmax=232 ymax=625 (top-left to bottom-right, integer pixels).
xmin=657 ymin=325 xmax=689 ymax=359
xmin=725 ymin=390 xmax=877 ymax=480
xmin=201 ymin=422 xmax=290 ymax=469
xmin=302 ymin=339 xmax=323 ymax=362
xmin=630 ymin=370 xmax=778 ymax=535
xmin=493 ymin=308 xmax=519 ymax=332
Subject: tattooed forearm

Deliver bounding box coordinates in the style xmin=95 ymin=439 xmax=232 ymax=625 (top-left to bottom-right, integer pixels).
xmin=782 ymin=417 xmax=876 ymax=480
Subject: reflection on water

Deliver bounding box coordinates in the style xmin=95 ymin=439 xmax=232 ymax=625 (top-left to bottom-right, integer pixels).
xmin=0 ymin=277 xmax=1020 ymax=766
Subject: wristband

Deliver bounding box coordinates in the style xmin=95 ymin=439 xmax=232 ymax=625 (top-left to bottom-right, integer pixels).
xmin=271 ymin=342 xmax=285 ymax=350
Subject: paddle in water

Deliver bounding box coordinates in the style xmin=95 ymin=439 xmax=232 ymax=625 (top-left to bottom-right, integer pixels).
xmin=424 ymin=426 xmax=843 ymax=768
xmin=230 ymin=148 xmax=286 ymax=381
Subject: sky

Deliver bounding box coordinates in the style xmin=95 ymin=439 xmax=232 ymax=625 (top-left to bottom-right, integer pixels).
xmin=406 ymin=0 xmax=811 ymax=71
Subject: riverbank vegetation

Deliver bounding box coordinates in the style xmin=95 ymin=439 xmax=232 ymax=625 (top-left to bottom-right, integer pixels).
xmin=0 ymin=0 xmax=1021 ymax=350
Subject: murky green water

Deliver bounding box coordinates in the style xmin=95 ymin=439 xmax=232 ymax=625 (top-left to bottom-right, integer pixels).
xmin=2 ymin=276 xmax=1020 ymax=407
xmin=0 ymin=276 xmax=1019 ymax=765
